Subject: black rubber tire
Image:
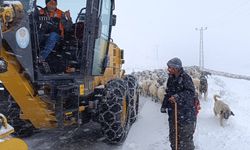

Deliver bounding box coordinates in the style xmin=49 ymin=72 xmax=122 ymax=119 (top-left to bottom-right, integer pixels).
xmin=99 ymin=78 xmax=130 ymax=144
xmin=0 ymin=89 xmax=34 ymax=137
xmin=124 ymin=75 xmax=139 ymax=124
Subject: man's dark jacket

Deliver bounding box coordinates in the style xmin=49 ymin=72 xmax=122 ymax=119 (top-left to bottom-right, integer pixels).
xmin=162 ymin=68 xmax=196 ymax=124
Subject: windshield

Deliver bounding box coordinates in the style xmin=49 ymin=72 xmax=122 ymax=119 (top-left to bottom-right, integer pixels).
xmin=92 ymin=0 xmax=112 ymax=75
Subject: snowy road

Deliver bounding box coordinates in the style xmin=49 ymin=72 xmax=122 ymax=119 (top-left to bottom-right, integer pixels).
xmin=25 ymin=75 xmax=250 ymax=150
xmin=24 ymin=97 xmax=169 ymax=150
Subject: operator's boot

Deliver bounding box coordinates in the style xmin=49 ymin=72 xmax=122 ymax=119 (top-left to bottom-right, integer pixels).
xmin=39 ymin=61 xmax=51 ymax=74
xmin=43 ymin=62 xmax=51 ymax=73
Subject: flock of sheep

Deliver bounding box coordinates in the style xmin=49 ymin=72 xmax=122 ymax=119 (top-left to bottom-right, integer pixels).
xmin=132 ymin=69 xmax=168 ymax=103
xmin=132 ymin=66 xmax=209 ymax=103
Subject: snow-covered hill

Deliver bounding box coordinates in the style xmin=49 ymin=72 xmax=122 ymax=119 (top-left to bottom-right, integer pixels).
xmin=25 ymin=75 xmax=250 ymax=150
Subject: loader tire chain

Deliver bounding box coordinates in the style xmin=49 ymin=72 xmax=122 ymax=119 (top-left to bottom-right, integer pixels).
xmin=99 ymin=78 xmax=130 ymax=144
xmin=124 ymin=75 xmax=139 ymax=124
xmin=0 ymin=93 xmax=34 ymax=137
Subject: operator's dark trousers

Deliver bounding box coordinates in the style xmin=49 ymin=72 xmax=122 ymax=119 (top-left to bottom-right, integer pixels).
xmin=169 ymin=122 xmax=195 ymax=150
xmin=40 ymin=32 xmax=60 ymax=61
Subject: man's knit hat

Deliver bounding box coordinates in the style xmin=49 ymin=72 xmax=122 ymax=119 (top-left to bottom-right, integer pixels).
xmin=46 ymin=0 xmax=57 ymax=4
xmin=167 ymin=57 xmax=182 ymax=69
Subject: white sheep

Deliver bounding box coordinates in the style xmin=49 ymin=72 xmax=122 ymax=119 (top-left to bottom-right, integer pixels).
xmin=157 ymin=85 xmax=166 ymax=104
xmin=148 ymin=80 xmax=159 ymax=102
xmin=192 ymin=78 xmax=201 ymax=96
xmin=141 ymin=79 xmax=151 ymax=97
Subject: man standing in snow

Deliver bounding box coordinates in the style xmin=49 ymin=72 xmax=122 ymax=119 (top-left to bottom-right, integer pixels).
xmin=161 ymin=57 xmax=196 ymax=150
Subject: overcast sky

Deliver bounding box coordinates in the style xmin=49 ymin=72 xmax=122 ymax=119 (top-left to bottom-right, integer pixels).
xmin=111 ymin=0 xmax=250 ymax=75
xmin=38 ymin=0 xmax=250 ymax=75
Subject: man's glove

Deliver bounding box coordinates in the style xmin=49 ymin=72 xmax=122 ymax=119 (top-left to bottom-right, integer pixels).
xmin=160 ymin=107 xmax=167 ymax=113
xmin=64 ymin=10 xmax=72 ymax=21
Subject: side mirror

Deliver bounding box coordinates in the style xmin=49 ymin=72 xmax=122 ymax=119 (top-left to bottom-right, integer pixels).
xmin=112 ymin=14 xmax=116 ymax=26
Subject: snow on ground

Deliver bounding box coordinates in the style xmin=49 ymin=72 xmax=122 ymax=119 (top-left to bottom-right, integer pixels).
xmin=25 ymin=75 xmax=250 ymax=150
xmin=195 ymin=76 xmax=250 ymax=150
xmin=121 ymin=98 xmax=169 ymax=150
xmin=122 ymin=75 xmax=250 ymax=150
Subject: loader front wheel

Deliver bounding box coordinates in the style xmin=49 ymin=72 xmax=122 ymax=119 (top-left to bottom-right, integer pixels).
xmin=124 ymin=75 xmax=140 ymax=124
xmin=99 ymin=79 xmax=130 ymax=144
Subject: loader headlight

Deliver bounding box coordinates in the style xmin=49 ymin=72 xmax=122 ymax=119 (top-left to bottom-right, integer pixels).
xmin=0 ymin=57 xmax=8 ymax=73
xmin=16 ymin=27 xmax=30 ymax=49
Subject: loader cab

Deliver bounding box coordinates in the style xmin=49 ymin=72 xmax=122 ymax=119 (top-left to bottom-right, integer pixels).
xmin=33 ymin=0 xmax=87 ymax=75
xmin=32 ymin=0 xmax=115 ymax=79
xmin=0 ymin=0 xmax=115 ymax=94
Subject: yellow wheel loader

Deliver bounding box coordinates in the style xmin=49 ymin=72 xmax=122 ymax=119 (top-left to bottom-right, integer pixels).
xmin=0 ymin=113 xmax=28 ymax=150
xmin=0 ymin=0 xmax=139 ymax=144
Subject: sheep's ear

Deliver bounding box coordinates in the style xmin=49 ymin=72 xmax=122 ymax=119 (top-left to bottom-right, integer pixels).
xmin=231 ymin=111 xmax=235 ymax=116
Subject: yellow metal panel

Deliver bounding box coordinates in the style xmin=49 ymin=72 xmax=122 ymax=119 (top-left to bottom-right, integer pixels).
xmin=79 ymin=84 xmax=84 ymax=96
xmin=0 ymin=138 xmax=28 ymax=150
xmin=0 ymin=49 xmax=56 ymax=129
xmin=92 ymin=42 xmax=123 ymax=87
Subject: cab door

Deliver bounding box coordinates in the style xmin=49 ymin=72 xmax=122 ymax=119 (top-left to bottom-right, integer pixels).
xmin=89 ymin=0 xmax=114 ymax=76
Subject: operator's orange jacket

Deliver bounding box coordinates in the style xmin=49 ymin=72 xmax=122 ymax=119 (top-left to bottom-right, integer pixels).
xmin=39 ymin=8 xmax=65 ymax=37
